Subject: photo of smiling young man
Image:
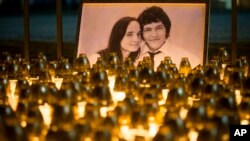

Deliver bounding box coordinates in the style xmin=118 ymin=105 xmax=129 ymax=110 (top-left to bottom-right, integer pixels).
xmin=135 ymin=6 xmax=201 ymax=70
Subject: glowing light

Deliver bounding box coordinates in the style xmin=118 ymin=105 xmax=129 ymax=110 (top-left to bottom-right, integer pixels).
xmin=21 ymin=121 xmax=27 ymax=127
xmin=8 ymin=79 xmax=17 ymax=96
xmin=100 ymin=106 xmax=114 ymax=117
xmin=84 ymin=137 xmax=92 ymax=141
xmin=220 ymin=72 xmax=224 ymax=80
xmin=221 ymin=134 xmax=229 ymax=141
xmin=132 ymin=126 xmax=150 ymax=140
xmin=149 ymin=123 xmax=159 ymax=138
xmin=29 ymin=136 xmax=39 ymax=141
xmin=159 ymin=89 xmax=169 ymax=105
xmin=241 ymin=119 xmax=249 ymax=125
xmin=188 ymin=96 xmax=200 ymax=107
xmin=119 ymin=116 xmax=130 ymax=125
xmin=7 ymin=79 xmax=18 ymax=111
xmin=222 ymin=63 xmax=227 ymax=70
xmin=188 ymin=129 xmax=198 ymax=141
xmin=187 ymin=97 xmax=194 ymax=106
xmin=75 ymin=101 xmax=86 ymax=119
xmin=27 ymin=77 xmax=39 ymax=85
xmin=235 ymin=89 xmax=242 ymax=106
xmin=162 ymin=89 xmax=169 ymax=100
xmin=108 ymin=75 xmax=116 ymax=91
xmin=111 ymin=91 xmax=126 ymax=104
xmin=39 ymin=103 xmax=53 ymax=127
xmin=180 ymin=107 xmax=188 ymax=119
xmin=120 ymin=125 xmax=132 ymax=140
xmin=119 ymin=125 xmax=153 ymax=141
xmin=139 ymin=84 xmax=151 ymax=88
xmin=52 ymin=77 xmax=63 ymax=89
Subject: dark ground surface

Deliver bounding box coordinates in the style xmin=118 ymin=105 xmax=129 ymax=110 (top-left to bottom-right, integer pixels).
xmin=0 ymin=10 xmax=250 ymax=64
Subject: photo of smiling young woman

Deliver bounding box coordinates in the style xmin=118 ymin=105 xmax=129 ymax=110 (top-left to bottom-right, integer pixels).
xmin=86 ymin=16 xmax=141 ymax=66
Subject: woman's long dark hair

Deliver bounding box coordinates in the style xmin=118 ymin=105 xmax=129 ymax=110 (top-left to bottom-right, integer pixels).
xmin=98 ymin=17 xmax=140 ymax=62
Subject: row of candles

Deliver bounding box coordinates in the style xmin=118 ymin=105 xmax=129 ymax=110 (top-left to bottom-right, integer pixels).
xmin=0 ymin=48 xmax=250 ymax=141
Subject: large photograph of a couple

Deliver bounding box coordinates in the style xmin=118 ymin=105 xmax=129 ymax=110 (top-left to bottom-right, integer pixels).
xmin=76 ymin=2 xmax=209 ymax=69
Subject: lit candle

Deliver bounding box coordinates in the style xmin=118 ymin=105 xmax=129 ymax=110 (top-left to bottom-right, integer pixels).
xmin=120 ymin=125 xmax=132 ymax=140
xmin=188 ymin=129 xmax=198 ymax=141
xmin=39 ymin=103 xmax=53 ymax=127
xmin=111 ymin=91 xmax=126 ymax=105
xmin=235 ymin=89 xmax=242 ymax=105
xmin=7 ymin=79 xmax=18 ymax=111
xmin=241 ymin=119 xmax=249 ymax=125
xmin=29 ymin=136 xmax=39 ymax=141
xmin=8 ymin=79 xmax=17 ymax=96
xmin=149 ymin=122 xmax=159 ymax=138
xmin=188 ymin=96 xmax=200 ymax=107
xmin=187 ymin=97 xmax=194 ymax=106
xmin=179 ymin=107 xmax=188 ymax=119
xmin=27 ymin=77 xmax=39 ymax=85
xmin=75 ymin=101 xmax=86 ymax=119
xmin=52 ymin=77 xmax=63 ymax=89
xmin=100 ymin=106 xmax=114 ymax=117
xmin=134 ymin=126 xmax=150 ymax=140
xmin=21 ymin=121 xmax=27 ymax=128
xmin=158 ymin=89 xmax=169 ymax=105
xmin=100 ymin=106 xmax=109 ymax=117
xmin=108 ymin=75 xmax=116 ymax=91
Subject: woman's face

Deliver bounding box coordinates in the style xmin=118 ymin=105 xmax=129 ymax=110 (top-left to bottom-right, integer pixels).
xmin=120 ymin=21 xmax=141 ymax=52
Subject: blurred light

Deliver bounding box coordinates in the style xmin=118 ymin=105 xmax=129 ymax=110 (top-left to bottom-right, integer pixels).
xmin=111 ymin=91 xmax=126 ymax=104
xmin=188 ymin=129 xmax=198 ymax=141
xmin=180 ymin=107 xmax=188 ymax=119
xmin=39 ymin=103 xmax=53 ymax=127
xmin=8 ymin=79 xmax=18 ymax=111
xmin=149 ymin=122 xmax=159 ymax=138
xmin=241 ymin=119 xmax=249 ymax=125
xmin=158 ymin=89 xmax=169 ymax=105
xmin=75 ymin=101 xmax=86 ymax=119
xmin=235 ymin=89 xmax=242 ymax=106
xmin=52 ymin=77 xmax=63 ymax=89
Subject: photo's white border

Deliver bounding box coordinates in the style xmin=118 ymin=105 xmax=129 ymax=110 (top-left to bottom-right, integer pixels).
xmin=76 ymin=2 xmax=209 ymax=65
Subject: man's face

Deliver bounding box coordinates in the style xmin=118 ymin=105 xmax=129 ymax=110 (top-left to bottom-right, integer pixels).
xmin=142 ymin=21 xmax=166 ymax=52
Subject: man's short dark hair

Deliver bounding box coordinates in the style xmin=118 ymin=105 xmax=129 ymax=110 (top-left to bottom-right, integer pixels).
xmin=138 ymin=6 xmax=171 ymax=39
